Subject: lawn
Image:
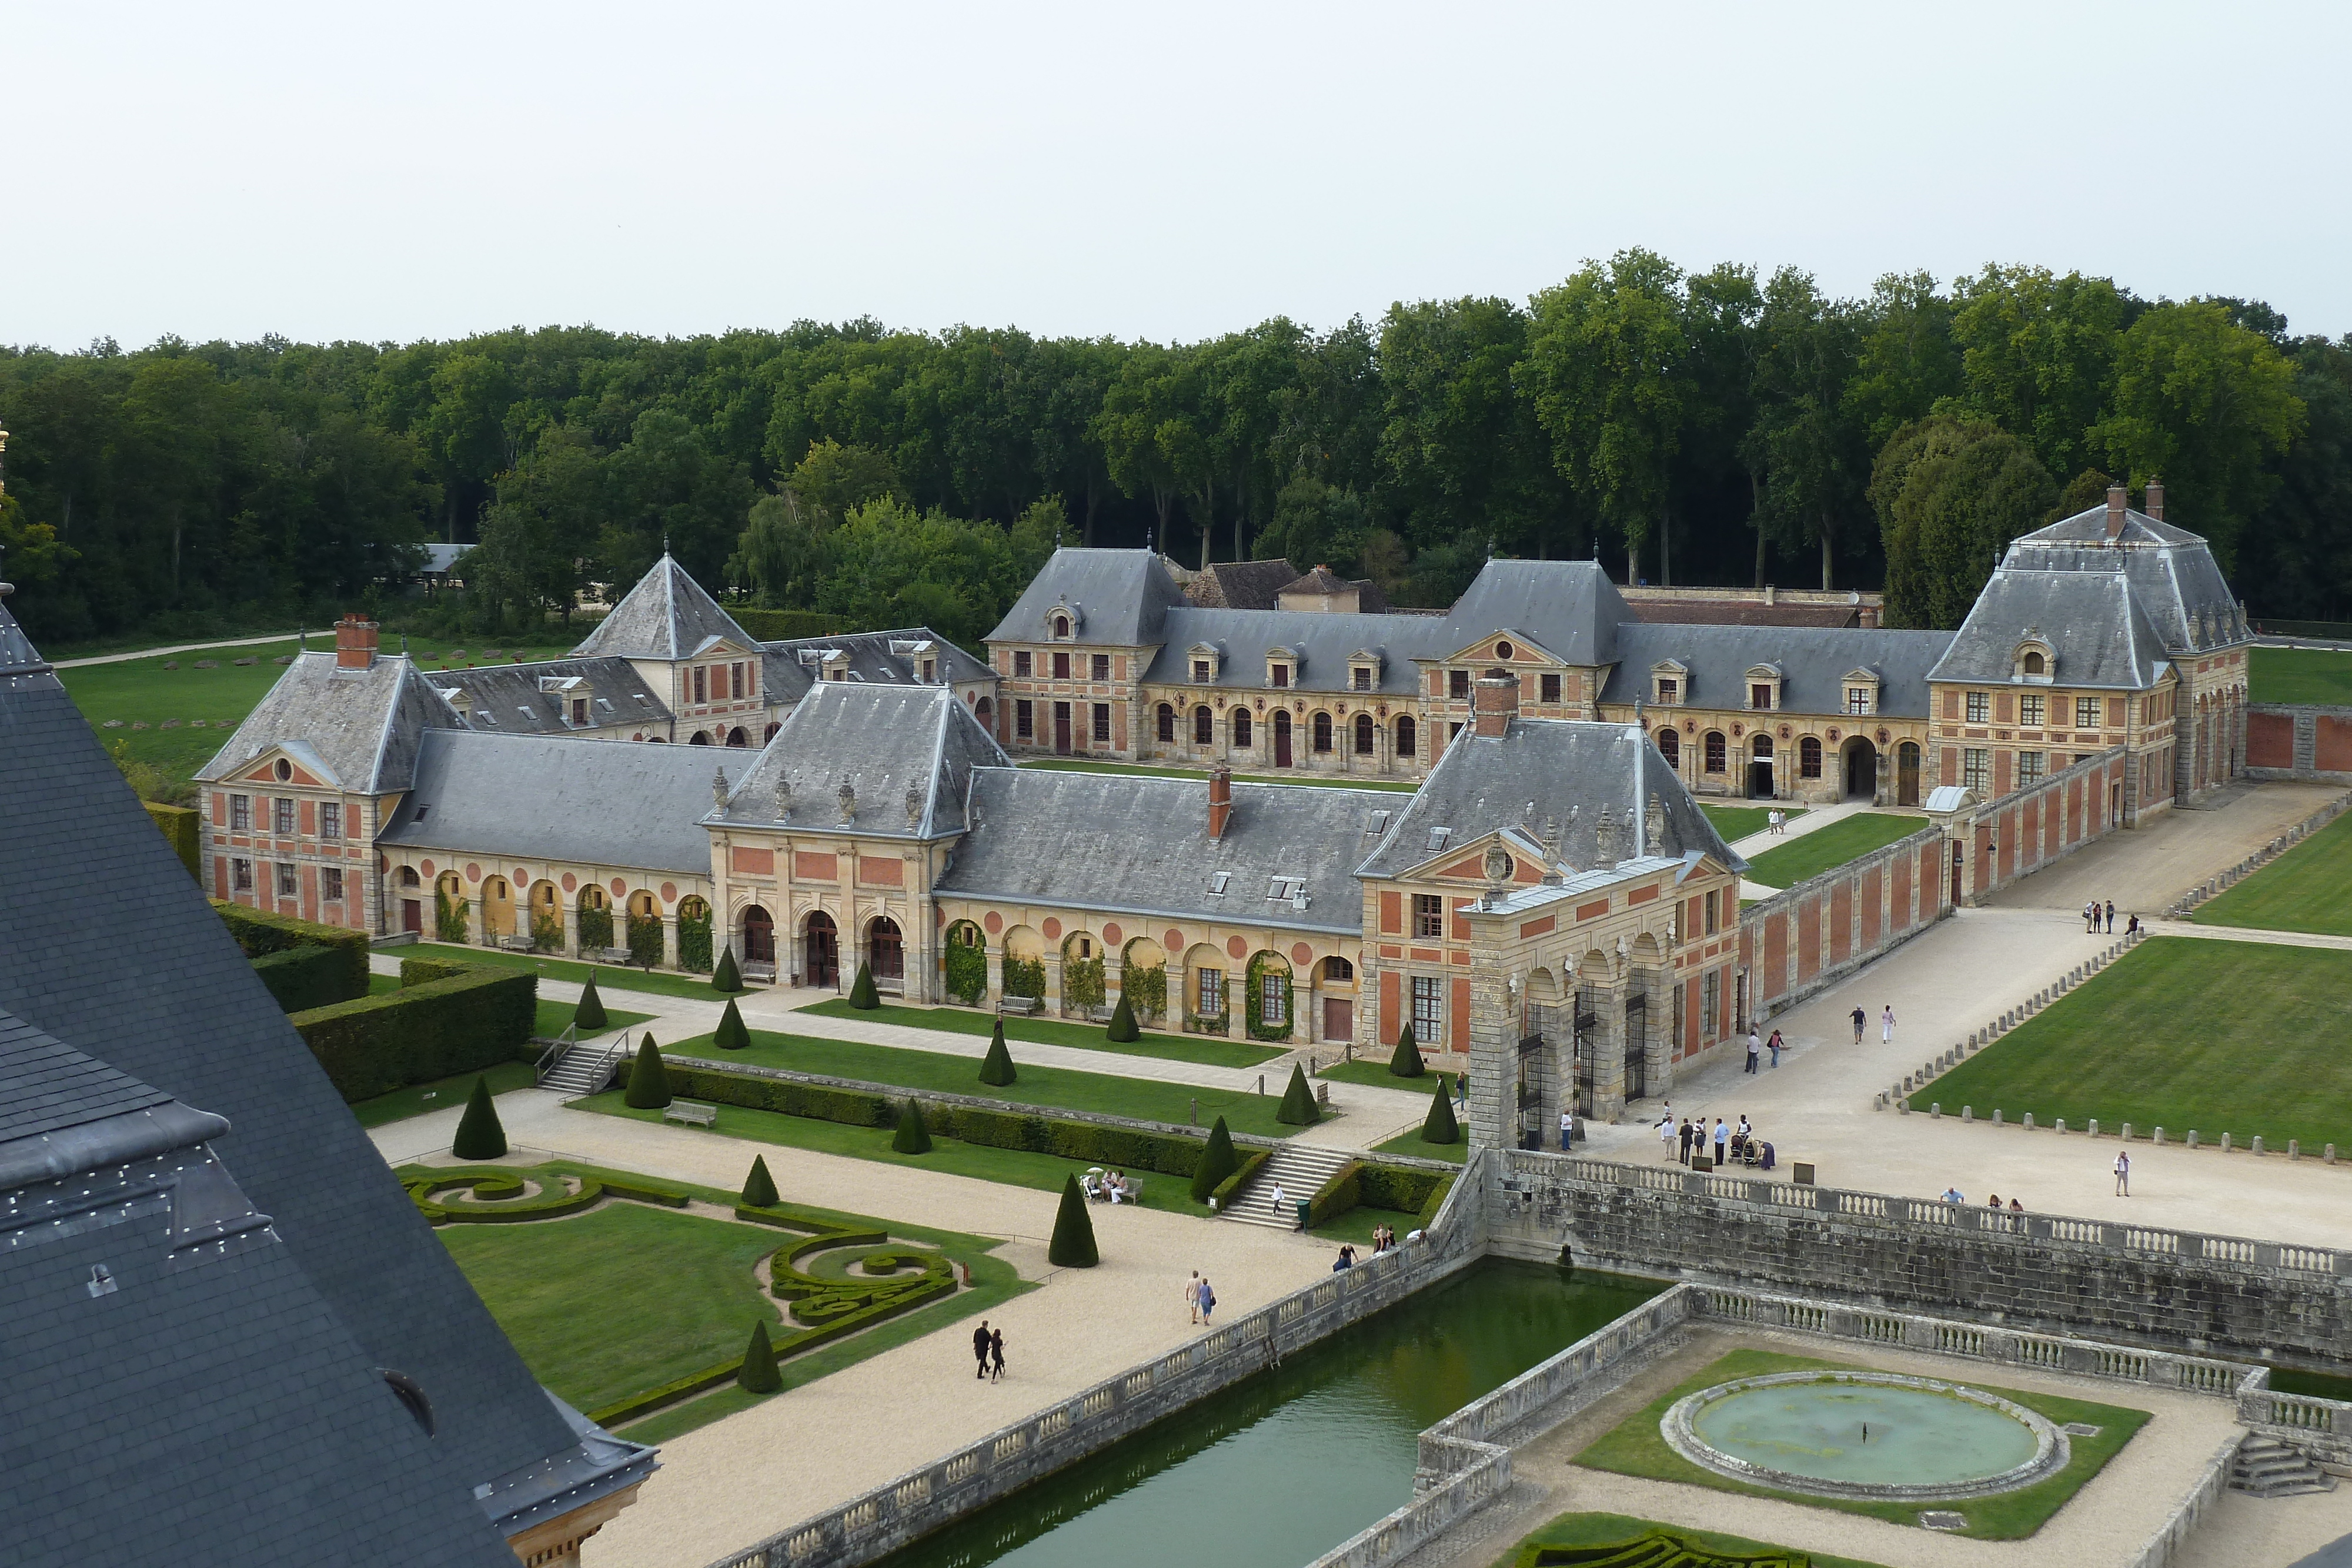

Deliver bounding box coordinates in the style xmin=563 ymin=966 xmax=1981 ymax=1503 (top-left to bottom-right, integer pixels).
xmin=1313 ymin=1057 xmax=1450 ymax=1091
xmin=667 ymin=1026 xmax=1307 ymax=1138
xmin=399 ymin=941 xmax=732 ymax=1001
xmin=799 ymin=997 xmax=1282 ymax=1068
xmin=1372 ymin=1128 xmax=1466 ymax=1165
xmin=2193 ymin=810 xmax=2352 ymax=937
xmin=354 ymin=1059 xmax=538 ymax=1126
xmin=1906 ymin=936 xmax=2352 ymax=1150
xmin=1499 ymin=1511 xmax=1893 ymax=1568
xmin=1573 ymin=1348 xmax=2149 ymax=1539
xmin=2250 ymin=645 xmax=2352 ymax=706
xmin=1740 ymin=813 xmax=1926 ymax=890
xmin=1700 ymin=804 xmax=1803 ymax=842
xmin=1018 ymin=757 xmax=1418 ymax=792
xmin=533 ymin=999 xmax=653 ymax=1039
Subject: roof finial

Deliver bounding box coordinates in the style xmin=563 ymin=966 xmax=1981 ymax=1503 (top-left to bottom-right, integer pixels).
xmin=837 ymin=774 xmax=856 ymax=824
xmin=906 ymin=781 xmax=923 ymax=828
xmin=664 ymin=531 xmax=672 ymax=557
xmin=711 ymin=765 xmax=730 ymax=812
xmin=773 ymin=774 xmax=793 ymax=823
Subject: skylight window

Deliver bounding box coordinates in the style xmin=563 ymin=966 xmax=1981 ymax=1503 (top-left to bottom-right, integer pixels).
xmin=1365 ymin=810 xmax=1391 ymax=835
xmin=478 ymin=711 xmax=497 ymax=724
xmin=1426 ymin=827 xmax=1450 ymax=851
xmin=1208 ymin=871 xmax=1231 ymax=896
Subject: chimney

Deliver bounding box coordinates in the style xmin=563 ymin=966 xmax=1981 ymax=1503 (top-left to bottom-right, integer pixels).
xmin=1207 ymin=764 xmax=1232 ymax=840
xmin=334 ymin=613 xmax=379 ymax=670
xmin=2144 ymin=477 xmax=2164 ymax=522
xmin=1472 ymin=669 xmax=1520 ymax=738
xmin=2104 ymin=484 xmax=2127 ymax=541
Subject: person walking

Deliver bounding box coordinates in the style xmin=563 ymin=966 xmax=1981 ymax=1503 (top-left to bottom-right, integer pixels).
xmin=2114 ymin=1151 xmax=2130 ymax=1197
xmin=1745 ymin=1027 xmax=1761 ymax=1074
xmin=1658 ymin=1113 xmax=1675 ymax=1159
xmin=1268 ymin=1179 xmax=1287 ymax=1218
xmin=1850 ymin=1005 xmax=1866 ymax=1045
xmin=1456 ymin=1074 xmax=1469 ymax=1112
xmin=1198 ymin=1276 xmax=1216 ymax=1323
xmin=973 ymin=1320 xmax=992 ymax=1380
xmin=1185 ymin=1271 xmax=1202 ymax=1325
xmin=990 ymin=1327 xmax=1007 ymax=1382
xmin=1559 ymin=1107 xmax=1573 ymax=1151
xmin=2105 ymin=899 xmax=2116 ymax=934
xmin=1767 ymin=1029 xmax=1782 ymax=1069
xmin=1881 ymin=1005 xmax=1896 ymax=1045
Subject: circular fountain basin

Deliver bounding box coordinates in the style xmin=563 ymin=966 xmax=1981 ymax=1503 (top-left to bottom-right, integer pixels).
xmin=1661 ymin=1371 xmax=2067 ymax=1502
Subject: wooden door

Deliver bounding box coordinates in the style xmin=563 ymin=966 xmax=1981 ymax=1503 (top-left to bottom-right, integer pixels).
xmin=1274 ymin=710 xmax=1292 ymax=768
xmin=1053 ymin=702 xmax=1071 ymax=755
xmin=402 ymin=899 xmax=422 ymax=934
xmin=1322 ymin=997 xmax=1352 ymax=1042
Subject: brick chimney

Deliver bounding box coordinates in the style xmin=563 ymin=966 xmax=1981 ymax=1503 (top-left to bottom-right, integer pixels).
xmin=2104 ymin=484 xmax=2127 ymax=541
xmin=1207 ymin=764 xmax=1232 ymax=840
xmin=2144 ymin=477 xmax=2164 ymax=522
xmin=1473 ymin=669 xmax=1520 ymax=738
xmin=335 ymin=613 xmax=379 ymax=670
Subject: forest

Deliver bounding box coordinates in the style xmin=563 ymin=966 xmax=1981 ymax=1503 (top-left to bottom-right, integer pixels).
xmin=1 ymin=249 xmax=2344 ymax=653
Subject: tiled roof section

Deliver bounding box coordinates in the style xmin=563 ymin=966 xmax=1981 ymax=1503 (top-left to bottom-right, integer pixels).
xmin=431 ymin=656 xmax=673 ymax=733
xmin=721 ymin=682 xmax=1008 ymax=838
xmin=1625 ymin=600 xmax=1866 ymax=628
xmin=1190 ymin=559 xmax=1305 ymax=609
xmin=377 ymin=731 xmax=727 ymax=876
xmin=934 ymin=770 xmax=1373 ymax=935
xmin=1140 ymin=606 xmax=1456 ymax=694
xmin=1277 ymin=565 xmax=1355 ymax=597
xmin=193 ymin=651 xmax=462 ymax=792
xmin=0 ymin=591 xmax=48 ymax=675
xmin=1928 ymin=570 xmax=2171 ymax=690
xmin=569 ymin=553 xmax=759 ymax=661
xmin=985 ymin=547 xmax=1190 ymax=647
xmin=759 ymin=627 xmax=997 ymax=706
xmin=1440 ymin=559 xmax=1631 ymax=667
xmin=0 ymin=1006 xmax=175 ymax=1148
xmin=1599 ymin=624 xmax=1955 ymax=717
xmin=1355 ymin=718 xmax=1743 ymax=880
xmin=2003 ymin=506 xmax=2249 ymax=653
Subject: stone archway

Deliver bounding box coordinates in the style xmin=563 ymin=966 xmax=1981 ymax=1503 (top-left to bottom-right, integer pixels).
xmin=801 ymin=910 xmax=836 ymax=986
xmin=868 ymin=915 xmax=904 ymax=987
xmin=1842 ymin=736 xmax=1879 ymax=801
xmin=741 ymin=903 xmax=776 ymax=968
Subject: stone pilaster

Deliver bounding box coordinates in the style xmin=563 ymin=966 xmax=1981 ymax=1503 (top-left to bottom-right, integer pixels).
xmin=985 ymin=944 xmax=1004 ymax=1005
xmin=1464 ymin=905 xmax=1516 ymax=1151
xmin=1586 ymin=971 xmax=1631 ymax=1125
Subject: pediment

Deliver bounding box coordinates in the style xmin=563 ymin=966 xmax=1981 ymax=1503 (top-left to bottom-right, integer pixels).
xmin=1440 ymin=628 xmax=1567 ymax=668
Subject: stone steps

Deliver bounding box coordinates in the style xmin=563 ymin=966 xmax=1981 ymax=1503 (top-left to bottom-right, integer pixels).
xmin=539 ymin=1036 xmax=633 ymax=1098
xmin=1218 ymin=1144 xmax=1358 ymax=1229
xmin=2231 ymin=1435 xmax=2337 ymax=1498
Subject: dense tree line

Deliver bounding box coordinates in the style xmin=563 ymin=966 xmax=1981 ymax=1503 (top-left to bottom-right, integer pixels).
xmin=1 ymin=252 xmax=2341 ymax=650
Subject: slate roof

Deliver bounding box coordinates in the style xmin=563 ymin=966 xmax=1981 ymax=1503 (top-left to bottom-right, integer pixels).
xmin=195 ymin=651 xmax=462 ymax=792
xmin=1928 ymin=569 xmax=2173 ymax=690
xmin=1599 ymin=624 xmax=1955 ymax=717
xmin=430 ymin=655 xmax=673 ymax=734
xmin=760 ymin=627 xmax=997 ymax=707
xmin=2005 ymin=504 xmax=2250 ymax=653
xmin=378 ymin=730 xmax=726 ymax=875
xmin=934 ymin=771 xmax=1375 ymax=935
xmin=1141 ymin=606 xmax=1457 ymax=695
xmin=1439 ymin=559 xmax=1631 ymax=667
xmin=0 ymin=597 xmax=647 ymax=1565
xmin=985 ymin=547 xmax=1190 ymax=647
xmin=0 ymin=1005 xmax=174 ymax=1149
xmin=1187 ymin=559 xmax=1301 ymax=610
xmin=570 ymin=553 xmax=759 ymax=661
xmin=1356 ymin=718 xmax=1743 ymax=880
xmin=1625 ymin=599 xmax=1867 ymax=628
xmin=720 ymin=682 xmax=1009 ymax=838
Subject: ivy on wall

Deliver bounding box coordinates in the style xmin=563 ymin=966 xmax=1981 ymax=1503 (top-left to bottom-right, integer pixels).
xmin=1243 ymin=952 xmax=1293 ymax=1042
xmin=1002 ymin=956 xmax=1045 ymax=998
xmin=577 ymin=904 xmax=615 ymax=950
xmin=435 ymin=888 xmax=470 ymax=944
xmin=1064 ymin=955 xmax=1106 ymax=1010
xmin=1122 ymin=961 xmax=1167 ymax=1021
xmin=626 ymin=914 xmax=664 ymax=968
xmin=677 ymin=907 xmax=713 ymax=972
xmin=530 ymin=911 xmax=564 ymax=952
xmin=944 ymin=939 xmax=987 ymax=1005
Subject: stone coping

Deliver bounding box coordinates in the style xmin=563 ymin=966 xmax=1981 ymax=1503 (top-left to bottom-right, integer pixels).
xmin=1659 ymin=1368 xmax=2067 ymax=1503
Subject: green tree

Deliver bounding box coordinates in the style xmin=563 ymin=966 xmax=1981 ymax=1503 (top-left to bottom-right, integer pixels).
xmin=1377 ymin=296 xmax=1562 ymax=559
xmin=1047 ymin=1172 xmax=1099 ymax=1266
xmin=1950 ymin=264 xmax=2133 ymax=481
xmin=1275 ymin=1062 xmax=1319 ymax=1126
xmin=451 ymin=1075 xmax=507 ymax=1159
xmin=573 ymin=971 xmax=607 ymax=1031
xmin=736 ymin=1319 xmax=782 ymax=1393
xmin=1105 ymin=994 xmax=1138 ymax=1042
xmin=740 ymin=1155 xmax=779 ymax=1209
xmin=714 ymin=997 xmax=751 ymax=1051
xmin=1849 ymin=271 xmax=1964 ymax=449
xmin=978 ymin=1020 xmax=1017 ymax=1086
xmin=624 ymin=1034 xmax=671 ymax=1109
xmin=730 ymin=489 xmax=831 ymax=607
xmin=1188 ymin=1116 xmax=1240 ymax=1202
xmin=848 ymin=961 xmax=880 ymax=1009
xmin=891 ymin=1097 xmax=932 ymax=1154
xmin=1421 ymin=1075 xmax=1459 ymax=1145
xmin=1872 ymin=415 xmax=2057 ymax=628
xmin=712 ymin=947 xmax=743 ymax=994
xmin=1743 ymin=268 xmax=1869 ymax=589
xmin=1388 ymin=1023 xmax=1425 ymax=1077
xmin=787 ymin=437 xmax=903 ymax=518
xmin=469 ymin=426 xmax=599 ymax=623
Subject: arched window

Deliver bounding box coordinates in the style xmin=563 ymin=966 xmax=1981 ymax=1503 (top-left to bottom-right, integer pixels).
xmin=399 ymin=865 xmax=421 ymax=887
xmin=1752 ymin=734 xmax=1774 ymax=760
xmin=1704 ymin=731 xmax=1726 ymax=773
xmin=1193 ymin=705 xmax=1212 ymax=745
xmin=725 ymin=727 xmax=749 ymax=747
xmin=689 ymin=731 xmax=711 ymax=745
xmin=1053 ymin=615 xmax=1070 ymax=639
xmin=1311 ymin=711 xmax=1332 ymax=753
xmin=2023 ymin=650 xmax=2046 ymax=675
xmin=1395 ymin=715 xmax=1416 ymax=757
xmin=1800 ymin=735 xmax=1823 ymax=778
xmin=1234 ymin=708 xmax=1252 ymax=748
xmin=1157 ymin=703 xmax=1176 ymax=743
xmin=1354 ymin=713 xmax=1374 ymax=754
xmin=1656 ymin=727 xmax=1679 ymax=768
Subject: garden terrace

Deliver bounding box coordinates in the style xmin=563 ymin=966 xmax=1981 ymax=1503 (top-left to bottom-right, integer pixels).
xmin=2190 ymin=809 xmax=2352 ymax=936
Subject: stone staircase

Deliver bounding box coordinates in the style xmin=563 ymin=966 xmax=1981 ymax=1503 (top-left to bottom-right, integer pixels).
xmin=2231 ymin=1435 xmax=2337 ymax=1498
xmin=1217 ymin=1143 xmax=1358 ymax=1230
xmin=538 ymin=1032 xmax=634 ymax=1098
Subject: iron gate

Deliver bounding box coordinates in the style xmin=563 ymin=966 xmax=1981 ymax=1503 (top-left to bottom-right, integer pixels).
xmin=1624 ymin=989 xmax=1648 ymax=1101
xmin=1573 ymin=987 xmax=1598 ymax=1116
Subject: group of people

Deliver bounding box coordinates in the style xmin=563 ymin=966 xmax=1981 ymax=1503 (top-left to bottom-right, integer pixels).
xmin=1743 ymin=1027 xmax=1785 ymax=1073
xmin=1666 ymin=1111 xmax=1772 ymax=1171
xmin=971 ymin=1320 xmax=1007 ymax=1381
xmin=1184 ymin=1271 xmax=1220 ymax=1324
xmin=1941 ymin=1188 xmax=2027 ymax=1212
xmin=1765 ymin=809 xmax=1793 ymax=834
xmin=1849 ymin=1004 xmax=1897 ymax=1045
xmin=2083 ymin=899 xmax=2131 ymax=934
xmin=1082 ymin=1169 xmax=1138 ymax=1204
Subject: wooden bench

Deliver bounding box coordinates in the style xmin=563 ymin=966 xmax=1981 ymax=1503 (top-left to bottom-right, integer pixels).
xmin=587 ymin=946 xmax=634 ymax=966
xmin=742 ymin=961 xmax=777 ymax=984
xmin=998 ymin=995 xmax=1043 ymax=1016
xmin=497 ymin=935 xmax=537 ymax=954
xmin=662 ymin=1100 xmax=717 ymax=1129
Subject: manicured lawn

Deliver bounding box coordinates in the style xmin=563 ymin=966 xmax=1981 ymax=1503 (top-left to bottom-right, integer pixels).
xmin=1573 ymin=1348 xmax=2149 ymax=1539
xmin=800 ymin=997 xmax=1282 ymax=1068
xmin=2193 ymin=810 xmax=2352 ymax=937
xmin=533 ymin=999 xmax=653 ymax=1039
xmin=1700 ymin=804 xmax=1803 ymax=842
xmin=1314 ymin=1057 xmax=1444 ymax=1091
xmin=2250 ymin=646 xmax=2352 ymax=706
xmin=1500 ymin=1512 xmax=1893 ymax=1568
xmin=353 ymin=1059 xmax=537 ymax=1126
xmin=400 ymin=942 xmax=730 ymax=1001
xmin=1740 ymin=812 xmax=1926 ymax=890
xmin=669 ymin=1027 xmax=1305 ymax=1138
xmin=1907 ymin=937 xmax=2352 ymax=1150
xmin=576 ymin=1092 xmax=1217 ymax=1216
xmin=1018 ymin=757 xmax=1418 ymax=792
xmin=1372 ymin=1128 xmax=1466 ymax=1165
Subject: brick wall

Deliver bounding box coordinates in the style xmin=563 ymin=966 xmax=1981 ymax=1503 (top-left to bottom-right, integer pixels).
xmin=2241 ymin=704 xmax=2352 ymax=783
xmin=1745 ymin=821 xmax=1945 ymax=1019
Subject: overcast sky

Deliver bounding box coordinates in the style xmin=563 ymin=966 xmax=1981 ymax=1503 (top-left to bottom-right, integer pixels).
xmin=5 ymin=1 xmax=2345 ymax=350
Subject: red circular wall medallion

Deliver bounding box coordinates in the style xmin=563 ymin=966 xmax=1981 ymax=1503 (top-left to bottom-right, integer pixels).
xmin=514 ymin=869 xmax=529 ymax=887
xmin=421 ymin=859 xmax=436 ymax=878
xmin=1163 ymin=929 xmax=1184 ymax=951
xmin=1289 ymin=942 xmax=1312 ymax=965
xmin=660 ymin=882 xmax=677 ymax=903
xmin=1226 ymin=935 xmax=1247 ymax=959
xmin=984 ymin=911 xmax=1003 ymax=934
xmin=1043 ymin=917 xmax=1062 ymax=940
xmin=465 ymin=862 xmax=481 ymax=883
xmin=609 ymin=878 xmax=626 ymax=898
xmin=1104 ymin=922 xmax=1124 ymax=947
xmin=560 ymin=872 xmax=576 ymax=892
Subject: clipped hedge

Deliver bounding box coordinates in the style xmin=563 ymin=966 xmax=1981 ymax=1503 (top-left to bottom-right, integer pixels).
xmin=399 ymin=954 xmax=473 ymax=987
xmin=252 ymin=943 xmax=369 ymax=1013
xmin=1311 ymin=1161 xmax=1454 ymax=1231
xmin=1305 ymin=1160 xmax=1365 ymax=1228
xmin=146 ymin=801 xmax=201 ymax=878
xmin=664 ymin=1065 xmax=895 ymax=1128
xmin=292 ymin=967 xmax=538 ymax=1102
xmin=403 ymin=1168 xmax=689 ymax=1225
xmin=1210 ymin=1149 xmax=1269 ymax=1212
xmin=214 ymin=898 xmax=370 ymax=1001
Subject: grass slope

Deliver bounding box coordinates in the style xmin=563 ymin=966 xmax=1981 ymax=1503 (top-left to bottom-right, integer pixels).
xmin=1741 ymin=813 xmax=1925 ymax=890
xmin=1907 ymin=936 xmax=2352 ymax=1150
xmin=2250 ymin=646 xmax=2352 ymax=706
xmin=1500 ymin=1511 xmax=1894 ymax=1568
xmin=1017 ymin=757 xmax=1417 ymax=792
xmin=1573 ymin=1348 xmax=2149 ymax=1540
xmin=670 ymin=1026 xmax=1304 ymax=1138
xmin=799 ymin=997 xmax=1282 ymax=1068
xmin=2193 ymin=810 xmax=2352 ymax=937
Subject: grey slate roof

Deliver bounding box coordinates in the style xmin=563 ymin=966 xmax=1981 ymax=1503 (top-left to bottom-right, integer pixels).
xmin=760 ymin=627 xmax=997 ymax=707
xmin=720 ymin=681 xmax=1009 ymax=838
xmin=0 ymin=599 xmax=643 ymax=1566
xmin=934 ymin=770 xmax=1377 ymax=935
xmin=1141 ymin=606 xmax=1457 ymax=694
xmin=570 ymin=553 xmax=759 ymax=661
xmin=432 ymin=654 xmax=673 ymax=733
xmin=1928 ymin=570 xmax=2172 ymax=690
xmin=1187 ymin=559 xmax=1299 ymax=610
xmin=2004 ymin=505 xmax=2250 ymax=653
xmin=1356 ymin=718 xmax=1744 ymax=879
xmin=378 ymin=730 xmax=726 ymax=875
xmin=1439 ymin=559 xmax=1632 ymax=667
xmin=1599 ymin=624 xmax=1955 ymax=717
xmin=985 ymin=547 xmax=1190 ymax=647
xmin=0 ymin=1005 xmax=174 ymax=1147
xmin=195 ymin=651 xmax=462 ymax=792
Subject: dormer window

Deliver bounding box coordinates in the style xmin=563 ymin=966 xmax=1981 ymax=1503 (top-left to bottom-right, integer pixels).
xmin=2012 ymin=636 xmax=2056 ymax=684
xmin=1266 ymin=646 xmax=1298 ymax=688
xmin=1745 ymin=664 xmax=1783 ymax=711
xmin=1350 ymin=647 xmax=1384 ymax=692
xmin=1194 ymin=659 xmax=1212 ymax=683
xmin=1053 ymin=615 xmax=1070 ymax=638
xmin=1270 ymin=663 xmax=1290 ymax=688
xmin=1352 ymin=667 xmax=1371 ymax=691
xmin=1046 ymin=601 xmax=1083 ymax=640
xmin=1841 ymin=667 xmax=1880 ymax=716
xmin=571 ymin=697 xmax=589 ymax=725
xmin=921 ymin=658 xmax=935 ymax=681
xmin=1651 ymin=660 xmax=1686 ymax=706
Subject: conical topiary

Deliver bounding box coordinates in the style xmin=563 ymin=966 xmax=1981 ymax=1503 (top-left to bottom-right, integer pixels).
xmin=1275 ymin=1061 xmax=1319 ymax=1126
xmin=736 ymin=1319 xmax=781 ymax=1393
xmin=573 ymin=970 xmax=607 ymax=1032
xmin=624 ymin=1033 xmax=671 ymax=1108
xmin=713 ymin=945 xmax=743 ymax=994
xmin=891 ymin=1097 xmax=932 ymax=1154
xmin=1106 ymin=994 xmax=1138 ymax=1042
xmin=1188 ymin=1116 xmax=1239 ymax=1202
xmin=978 ymin=1019 xmax=1017 ymax=1086
xmin=1047 ymin=1172 xmax=1099 ymax=1267
xmin=848 ymin=961 xmax=880 ymax=1009
xmin=1388 ymin=1023 xmax=1424 ymax=1078
xmin=714 ymin=997 xmax=751 ymax=1051
xmin=1421 ymin=1075 xmax=1460 ymax=1145
xmin=741 ymin=1154 xmax=779 ymax=1209
xmin=452 ymin=1075 xmax=507 ymax=1159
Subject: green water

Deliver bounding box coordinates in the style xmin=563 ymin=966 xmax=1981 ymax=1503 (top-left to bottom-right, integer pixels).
xmin=881 ymin=1261 xmax=1664 ymax=1568
xmin=1693 ymin=1382 xmax=2036 ymax=1486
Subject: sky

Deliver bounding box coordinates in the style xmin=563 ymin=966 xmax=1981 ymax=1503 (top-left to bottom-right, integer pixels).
xmin=4 ymin=1 xmax=2346 ymax=350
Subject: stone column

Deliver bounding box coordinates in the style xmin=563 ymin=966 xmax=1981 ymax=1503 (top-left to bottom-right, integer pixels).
xmin=1105 ymin=955 xmax=1125 ymax=1017
xmin=985 ymin=944 xmax=1004 ymax=1006
xmin=1586 ymin=971 xmax=1631 ymax=1125
xmin=1464 ymin=906 xmax=1517 ymax=1152
xmin=471 ymin=883 xmax=490 ymax=947
xmin=563 ymin=901 xmax=580 ymax=958
xmin=1044 ymin=954 xmax=1064 ymax=1017
xmin=1632 ymin=959 xmax=1673 ymax=1106
xmin=661 ymin=915 xmax=678 ymax=971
